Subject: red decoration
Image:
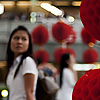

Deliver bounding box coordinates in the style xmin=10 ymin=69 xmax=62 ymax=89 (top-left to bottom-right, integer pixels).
xmin=53 ymin=47 xmax=75 ymax=63
xmin=81 ymin=28 xmax=97 ymax=44
xmin=72 ymin=69 xmax=100 ymax=100
xmin=31 ymin=25 xmax=49 ymax=45
xmin=52 ymin=22 xmax=72 ymax=43
xmin=67 ymin=27 xmax=76 ymax=45
xmin=80 ymin=0 xmax=100 ymax=41
xmin=66 ymin=48 xmax=76 ymax=57
xmin=83 ymin=48 xmax=98 ymax=63
xmin=34 ymin=49 xmax=49 ymax=63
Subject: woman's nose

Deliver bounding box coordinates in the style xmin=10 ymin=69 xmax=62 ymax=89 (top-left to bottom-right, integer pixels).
xmin=17 ymin=39 xmax=22 ymax=43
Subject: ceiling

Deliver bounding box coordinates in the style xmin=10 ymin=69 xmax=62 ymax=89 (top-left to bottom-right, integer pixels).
xmin=0 ymin=0 xmax=82 ymax=6
xmin=0 ymin=0 xmax=81 ymax=18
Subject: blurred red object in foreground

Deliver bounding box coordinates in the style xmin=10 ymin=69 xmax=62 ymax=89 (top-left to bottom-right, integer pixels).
xmin=72 ymin=69 xmax=100 ymax=100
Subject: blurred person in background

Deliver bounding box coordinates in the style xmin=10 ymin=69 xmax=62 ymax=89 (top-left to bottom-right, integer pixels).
xmin=36 ymin=58 xmax=59 ymax=100
xmin=56 ymin=53 xmax=77 ymax=100
xmin=36 ymin=58 xmax=57 ymax=78
xmin=6 ymin=26 xmax=38 ymax=100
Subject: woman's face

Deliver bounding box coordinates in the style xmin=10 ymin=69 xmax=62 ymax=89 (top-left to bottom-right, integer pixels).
xmin=10 ymin=30 xmax=29 ymax=58
xmin=67 ymin=55 xmax=76 ymax=66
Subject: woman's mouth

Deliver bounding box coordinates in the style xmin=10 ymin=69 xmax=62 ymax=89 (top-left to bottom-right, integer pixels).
xmin=16 ymin=46 xmax=22 ymax=49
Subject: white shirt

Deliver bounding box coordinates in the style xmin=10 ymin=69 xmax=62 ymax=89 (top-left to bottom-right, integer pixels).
xmin=56 ymin=68 xmax=76 ymax=100
xmin=7 ymin=55 xmax=38 ymax=100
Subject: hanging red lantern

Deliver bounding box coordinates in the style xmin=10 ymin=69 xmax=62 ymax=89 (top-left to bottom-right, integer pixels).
xmin=31 ymin=25 xmax=49 ymax=46
xmin=80 ymin=0 xmax=100 ymax=41
xmin=66 ymin=27 xmax=76 ymax=45
xmin=34 ymin=49 xmax=49 ymax=63
xmin=83 ymin=48 xmax=98 ymax=63
xmin=53 ymin=47 xmax=75 ymax=64
xmin=66 ymin=48 xmax=76 ymax=57
xmin=72 ymin=69 xmax=100 ymax=100
xmin=52 ymin=21 xmax=72 ymax=43
xmin=81 ymin=28 xmax=97 ymax=45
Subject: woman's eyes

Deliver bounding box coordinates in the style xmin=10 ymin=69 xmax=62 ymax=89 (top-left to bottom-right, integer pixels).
xmin=13 ymin=36 xmax=19 ymax=40
xmin=13 ymin=36 xmax=27 ymax=41
xmin=22 ymin=37 xmax=27 ymax=41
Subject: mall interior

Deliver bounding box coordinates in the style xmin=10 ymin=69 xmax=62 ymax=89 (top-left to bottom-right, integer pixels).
xmin=0 ymin=0 xmax=100 ymax=99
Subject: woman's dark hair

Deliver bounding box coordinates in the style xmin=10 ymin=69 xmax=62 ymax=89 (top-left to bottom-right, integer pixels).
xmin=59 ymin=53 xmax=70 ymax=88
xmin=6 ymin=25 xmax=33 ymax=79
xmin=36 ymin=58 xmax=42 ymax=66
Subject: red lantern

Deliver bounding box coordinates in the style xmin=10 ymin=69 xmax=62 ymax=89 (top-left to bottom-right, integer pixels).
xmin=81 ymin=28 xmax=97 ymax=44
xmin=72 ymin=69 xmax=100 ymax=100
xmin=31 ymin=25 xmax=49 ymax=46
xmin=83 ymin=48 xmax=98 ymax=63
xmin=52 ymin=22 xmax=72 ymax=43
xmin=66 ymin=48 xmax=76 ymax=57
xmin=66 ymin=27 xmax=76 ymax=45
xmin=34 ymin=49 xmax=49 ymax=63
xmin=80 ymin=0 xmax=100 ymax=41
xmin=53 ymin=47 xmax=75 ymax=64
